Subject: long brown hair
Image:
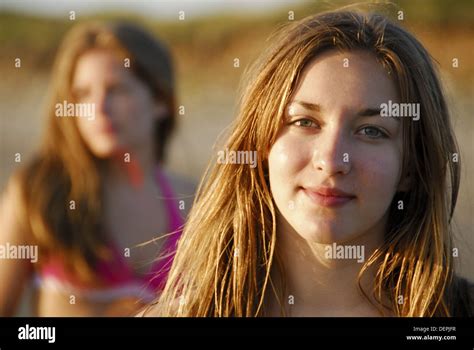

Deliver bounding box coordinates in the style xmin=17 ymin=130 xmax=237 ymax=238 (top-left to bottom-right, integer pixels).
xmin=151 ymin=9 xmax=464 ymax=316
xmin=16 ymin=22 xmax=176 ymax=282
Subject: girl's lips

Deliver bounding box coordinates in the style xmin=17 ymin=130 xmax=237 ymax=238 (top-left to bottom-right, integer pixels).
xmin=302 ymin=186 xmax=356 ymax=207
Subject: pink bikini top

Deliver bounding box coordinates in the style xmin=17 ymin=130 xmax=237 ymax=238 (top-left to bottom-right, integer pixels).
xmin=35 ymin=166 xmax=184 ymax=302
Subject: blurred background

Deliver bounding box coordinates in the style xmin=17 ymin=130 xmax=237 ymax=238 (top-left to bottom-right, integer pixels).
xmin=1 ymin=0 xmax=473 ymax=314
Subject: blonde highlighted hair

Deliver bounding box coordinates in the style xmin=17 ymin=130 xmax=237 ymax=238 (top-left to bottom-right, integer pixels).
xmin=149 ymin=9 xmax=470 ymax=316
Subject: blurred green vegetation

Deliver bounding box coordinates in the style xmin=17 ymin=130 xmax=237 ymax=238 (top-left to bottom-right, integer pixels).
xmin=1 ymin=0 xmax=473 ymax=67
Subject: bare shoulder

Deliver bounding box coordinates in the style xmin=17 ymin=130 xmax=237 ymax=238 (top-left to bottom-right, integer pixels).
xmin=0 ymin=174 xmax=31 ymax=241
xmin=0 ymin=174 xmax=34 ymax=315
xmin=1 ymin=173 xmax=24 ymax=207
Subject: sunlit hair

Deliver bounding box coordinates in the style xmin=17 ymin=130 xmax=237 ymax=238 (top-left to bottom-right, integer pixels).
xmin=15 ymin=22 xmax=176 ymax=282
xmin=148 ymin=9 xmax=466 ymax=316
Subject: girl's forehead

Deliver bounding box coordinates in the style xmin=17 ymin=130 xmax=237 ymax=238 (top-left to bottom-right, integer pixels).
xmin=73 ymin=49 xmax=130 ymax=83
xmin=291 ymin=51 xmax=399 ymax=112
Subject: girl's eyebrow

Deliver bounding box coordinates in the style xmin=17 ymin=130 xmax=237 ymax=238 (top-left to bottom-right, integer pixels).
xmin=356 ymin=108 xmax=381 ymax=116
xmin=357 ymin=108 xmax=401 ymax=123
xmin=291 ymin=101 xmax=381 ymax=116
xmin=290 ymin=101 xmax=399 ymax=123
xmin=290 ymin=100 xmax=321 ymax=112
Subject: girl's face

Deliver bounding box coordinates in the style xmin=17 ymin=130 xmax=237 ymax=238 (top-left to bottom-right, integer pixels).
xmin=268 ymin=50 xmax=403 ymax=244
xmin=72 ymin=49 xmax=165 ymax=159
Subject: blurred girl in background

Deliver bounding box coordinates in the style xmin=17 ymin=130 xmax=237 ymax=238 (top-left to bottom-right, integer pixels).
xmin=0 ymin=22 xmax=194 ymax=316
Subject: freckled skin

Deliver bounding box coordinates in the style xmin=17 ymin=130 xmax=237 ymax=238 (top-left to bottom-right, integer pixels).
xmin=268 ymin=50 xmax=404 ymax=244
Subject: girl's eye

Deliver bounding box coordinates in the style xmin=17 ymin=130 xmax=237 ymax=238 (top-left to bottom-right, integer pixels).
xmin=291 ymin=119 xmax=319 ymax=128
xmin=358 ymin=126 xmax=388 ymax=139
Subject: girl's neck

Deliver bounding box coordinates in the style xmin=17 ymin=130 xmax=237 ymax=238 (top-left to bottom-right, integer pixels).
xmin=268 ymin=216 xmax=387 ymax=316
xmin=101 ymin=147 xmax=158 ymax=187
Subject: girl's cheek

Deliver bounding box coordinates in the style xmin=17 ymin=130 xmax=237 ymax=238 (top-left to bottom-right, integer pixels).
xmin=271 ymin=134 xmax=312 ymax=172
xmin=356 ymin=149 xmax=400 ymax=193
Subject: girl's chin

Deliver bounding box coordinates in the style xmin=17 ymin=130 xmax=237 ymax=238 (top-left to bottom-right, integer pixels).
xmin=88 ymin=143 xmax=125 ymax=159
xmin=295 ymin=224 xmax=354 ymax=244
xmin=91 ymin=150 xmax=118 ymax=159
